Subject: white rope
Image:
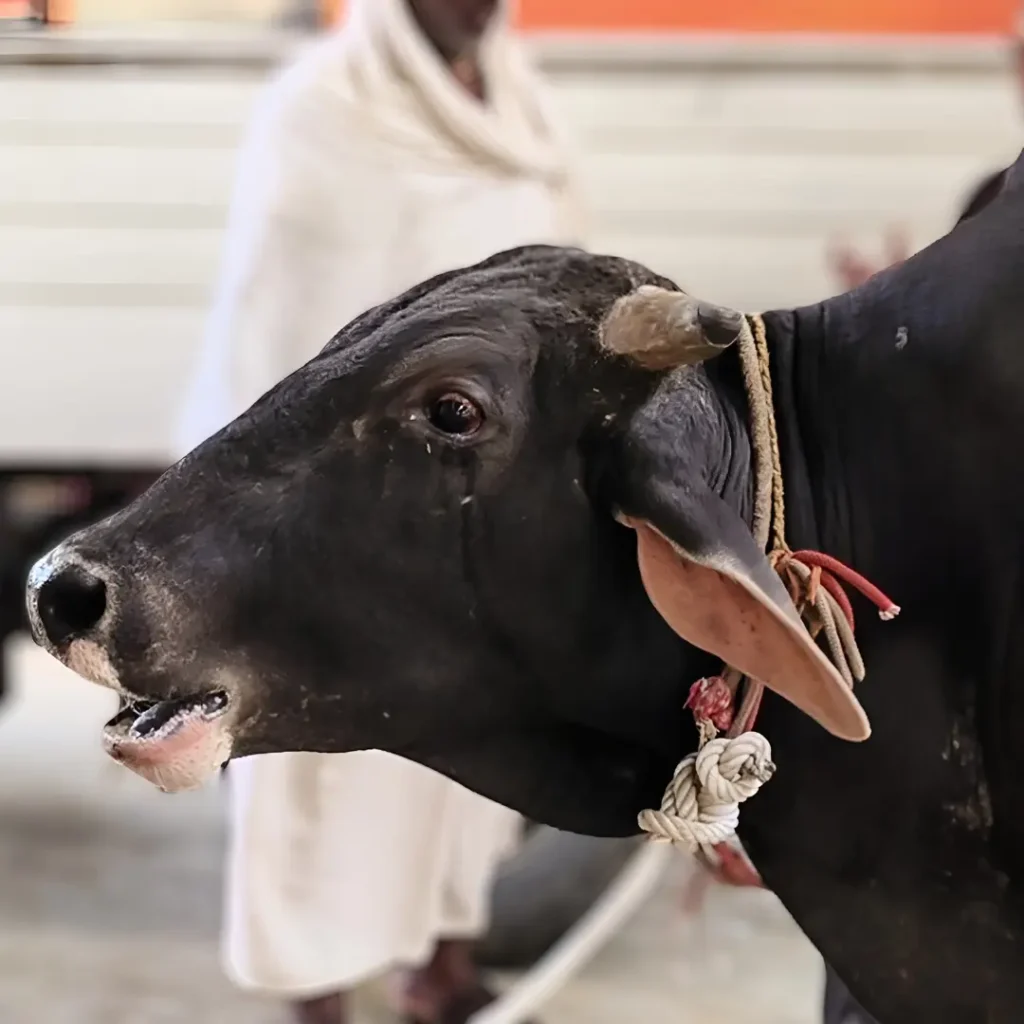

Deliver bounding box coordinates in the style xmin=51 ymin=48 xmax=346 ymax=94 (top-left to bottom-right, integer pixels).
xmin=467 ymin=842 xmax=670 ymax=1024
xmin=637 ymin=733 xmax=776 ymax=852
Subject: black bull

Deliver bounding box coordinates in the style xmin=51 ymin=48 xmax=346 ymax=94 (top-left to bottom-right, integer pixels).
xmin=24 ymin=154 xmax=1024 ymax=1022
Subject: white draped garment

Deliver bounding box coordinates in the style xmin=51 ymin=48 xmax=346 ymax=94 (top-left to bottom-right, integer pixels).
xmin=174 ymin=0 xmax=586 ymax=996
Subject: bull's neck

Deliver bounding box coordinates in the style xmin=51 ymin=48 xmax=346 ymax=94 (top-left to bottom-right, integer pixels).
xmin=755 ymin=291 xmax=923 ymax=578
xmin=758 ymin=269 xmax=1021 ymax=617
xmin=701 ymin=302 xmax=845 ymax=560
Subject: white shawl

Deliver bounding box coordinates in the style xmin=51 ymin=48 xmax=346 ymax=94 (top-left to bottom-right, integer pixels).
xmin=175 ymin=0 xmax=585 ymax=453
xmin=181 ymin=2 xmax=588 ymax=992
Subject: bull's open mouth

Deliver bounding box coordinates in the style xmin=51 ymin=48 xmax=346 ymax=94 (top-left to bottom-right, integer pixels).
xmin=102 ymin=690 xmax=233 ymax=793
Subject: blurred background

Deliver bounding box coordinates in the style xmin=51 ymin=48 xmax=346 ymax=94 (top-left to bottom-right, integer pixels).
xmin=0 ymin=1 xmax=1021 ymax=1022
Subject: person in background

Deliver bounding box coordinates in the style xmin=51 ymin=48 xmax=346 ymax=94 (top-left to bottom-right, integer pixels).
xmin=828 ymin=5 xmax=1024 ymax=291
xmin=174 ymin=2 xmax=585 ymax=1022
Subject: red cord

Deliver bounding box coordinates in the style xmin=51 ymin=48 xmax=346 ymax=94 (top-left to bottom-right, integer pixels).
xmin=789 ymin=550 xmax=901 ymax=620
xmin=709 ymin=842 xmax=764 ymax=888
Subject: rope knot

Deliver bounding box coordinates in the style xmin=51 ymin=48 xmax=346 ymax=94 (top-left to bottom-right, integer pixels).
xmin=696 ymin=734 xmax=776 ymax=802
xmin=638 ymin=733 xmax=775 ymax=852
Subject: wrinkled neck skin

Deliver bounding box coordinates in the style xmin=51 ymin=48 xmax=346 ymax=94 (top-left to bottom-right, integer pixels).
xmin=737 ymin=196 xmax=1024 ymax=1019
xmin=692 ymin=357 xmax=759 ymax=528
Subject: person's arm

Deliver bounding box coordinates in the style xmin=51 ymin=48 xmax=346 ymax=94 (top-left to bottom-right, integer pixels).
xmin=825 ymin=166 xmax=1010 ymax=293
xmin=176 ymin=83 xmax=383 ymax=454
xmin=826 ymin=227 xmax=911 ymax=292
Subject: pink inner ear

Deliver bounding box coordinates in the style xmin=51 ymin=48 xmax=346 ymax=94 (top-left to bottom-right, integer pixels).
xmin=630 ymin=519 xmax=870 ymax=742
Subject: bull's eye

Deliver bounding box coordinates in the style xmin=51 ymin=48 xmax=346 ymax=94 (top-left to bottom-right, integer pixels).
xmin=426 ymin=392 xmax=484 ymax=436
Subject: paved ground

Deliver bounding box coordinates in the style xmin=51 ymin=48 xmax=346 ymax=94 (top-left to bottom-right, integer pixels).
xmin=0 ymin=637 xmax=825 ymax=1024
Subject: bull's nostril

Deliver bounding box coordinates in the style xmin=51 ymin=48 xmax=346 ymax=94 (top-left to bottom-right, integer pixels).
xmin=37 ymin=566 xmax=108 ymax=648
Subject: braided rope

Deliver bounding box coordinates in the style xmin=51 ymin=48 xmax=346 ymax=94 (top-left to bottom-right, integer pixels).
xmin=737 ymin=315 xmax=773 ymax=551
xmin=751 ymin=314 xmax=788 ymax=554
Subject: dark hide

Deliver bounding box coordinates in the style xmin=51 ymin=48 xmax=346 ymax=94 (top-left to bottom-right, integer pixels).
xmin=27 ymin=150 xmax=1024 ymax=1021
xmin=956 ymin=167 xmax=1008 ymax=226
xmin=824 ymin=967 xmax=877 ymax=1024
xmin=815 ymin=148 xmax=1015 ymax=1024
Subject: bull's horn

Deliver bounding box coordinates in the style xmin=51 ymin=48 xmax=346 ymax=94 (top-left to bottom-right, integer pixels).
xmin=599 ymin=285 xmax=745 ymax=371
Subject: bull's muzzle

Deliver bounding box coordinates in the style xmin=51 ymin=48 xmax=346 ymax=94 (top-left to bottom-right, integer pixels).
xmin=25 ymin=543 xmax=236 ymax=794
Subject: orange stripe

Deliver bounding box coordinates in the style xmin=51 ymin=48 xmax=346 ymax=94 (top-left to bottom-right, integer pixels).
xmin=323 ymin=0 xmax=1017 ymax=34
xmin=44 ymin=0 xmax=75 ymax=23
xmin=520 ymin=0 xmax=1017 ymax=33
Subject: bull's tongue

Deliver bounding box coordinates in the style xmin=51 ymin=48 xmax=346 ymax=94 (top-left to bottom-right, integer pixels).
xmin=103 ymin=691 xmax=232 ymax=793
xmin=127 ymin=692 xmax=228 ymax=738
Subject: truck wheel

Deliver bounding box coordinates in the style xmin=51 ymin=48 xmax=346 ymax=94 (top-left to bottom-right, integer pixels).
xmin=476 ymin=824 xmax=643 ymax=970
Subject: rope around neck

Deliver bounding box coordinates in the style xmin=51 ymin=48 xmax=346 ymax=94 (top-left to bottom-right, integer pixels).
xmin=739 ymin=311 xmax=784 ymax=552
xmin=637 ymin=313 xmax=899 ymax=857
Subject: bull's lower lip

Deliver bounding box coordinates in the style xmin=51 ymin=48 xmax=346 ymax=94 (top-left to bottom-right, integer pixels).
xmin=102 ymin=690 xmax=233 ymax=793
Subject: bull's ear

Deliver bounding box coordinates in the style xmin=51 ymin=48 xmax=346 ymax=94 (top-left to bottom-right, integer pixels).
xmin=618 ymin=477 xmax=870 ymax=742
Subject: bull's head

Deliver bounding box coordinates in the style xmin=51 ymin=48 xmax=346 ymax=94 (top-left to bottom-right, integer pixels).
xmin=26 ymin=246 xmax=866 ymax=836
